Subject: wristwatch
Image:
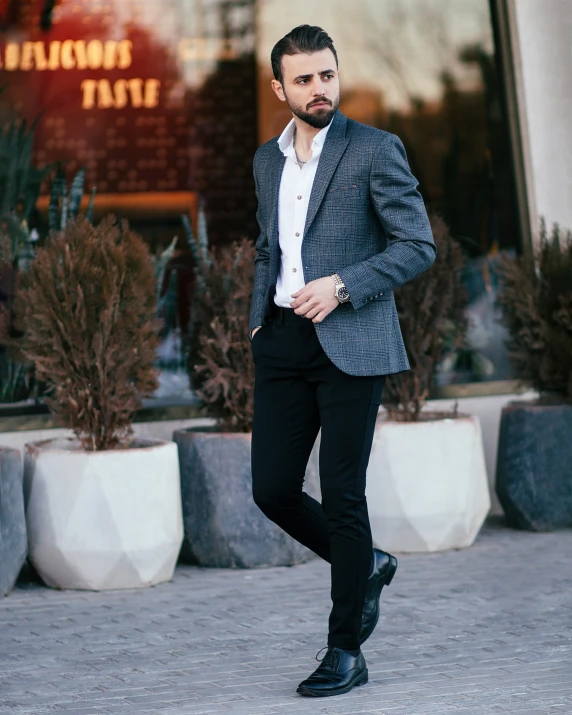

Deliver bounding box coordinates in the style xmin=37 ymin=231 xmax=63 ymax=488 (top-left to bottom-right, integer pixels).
xmin=332 ymin=273 xmax=350 ymax=303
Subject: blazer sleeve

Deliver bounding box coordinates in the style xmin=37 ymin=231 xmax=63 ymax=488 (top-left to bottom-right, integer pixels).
xmin=248 ymin=155 xmax=271 ymax=334
xmin=337 ymin=133 xmax=436 ymax=311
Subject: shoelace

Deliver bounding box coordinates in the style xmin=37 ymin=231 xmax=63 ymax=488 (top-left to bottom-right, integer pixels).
xmin=315 ymin=647 xmax=340 ymax=671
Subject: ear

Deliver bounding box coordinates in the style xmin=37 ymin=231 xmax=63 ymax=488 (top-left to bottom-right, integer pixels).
xmin=271 ymin=79 xmax=286 ymax=103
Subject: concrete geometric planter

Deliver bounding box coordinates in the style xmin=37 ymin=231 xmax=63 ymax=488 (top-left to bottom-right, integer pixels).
xmin=496 ymin=402 xmax=572 ymax=531
xmin=24 ymin=437 xmax=183 ymax=590
xmin=173 ymin=427 xmax=319 ymax=568
xmin=366 ymin=415 xmax=490 ymax=552
xmin=0 ymin=447 xmax=28 ymax=596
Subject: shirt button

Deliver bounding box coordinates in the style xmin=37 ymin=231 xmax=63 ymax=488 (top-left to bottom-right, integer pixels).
xmin=295 ymin=232 xmax=300 ymax=237
xmin=297 ymin=195 xmax=302 ymax=200
xmin=292 ymin=268 xmax=297 ymax=273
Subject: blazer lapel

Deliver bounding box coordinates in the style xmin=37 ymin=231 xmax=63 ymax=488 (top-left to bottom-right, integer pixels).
xmin=304 ymin=111 xmax=350 ymax=236
xmin=266 ymin=145 xmax=286 ymax=248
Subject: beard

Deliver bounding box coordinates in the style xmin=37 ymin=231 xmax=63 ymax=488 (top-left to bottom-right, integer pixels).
xmin=283 ymin=90 xmax=340 ymax=129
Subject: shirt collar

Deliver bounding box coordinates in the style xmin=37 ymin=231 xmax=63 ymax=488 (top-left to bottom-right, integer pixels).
xmin=277 ymin=118 xmax=333 ymax=158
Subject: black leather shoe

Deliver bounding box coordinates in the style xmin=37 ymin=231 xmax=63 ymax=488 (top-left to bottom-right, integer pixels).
xmin=296 ymin=647 xmax=368 ymax=697
xmin=360 ymin=548 xmax=398 ymax=645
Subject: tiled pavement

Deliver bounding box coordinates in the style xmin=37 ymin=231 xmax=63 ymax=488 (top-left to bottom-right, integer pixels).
xmin=1 ymin=516 xmax=571 ymax=715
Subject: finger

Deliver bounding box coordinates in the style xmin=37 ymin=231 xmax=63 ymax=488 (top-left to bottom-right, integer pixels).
xmin=312 ymin=302 xmax=336 ymax=322
xmin=291 ymin=288 xmax=307 ymax=300
xmin=295 ymin=301 xmax=314 ymax=316
xmin=304 ymin=305 xmax=322 ymax=319
xmin=291 ymin=292 xmax=310 ymax=307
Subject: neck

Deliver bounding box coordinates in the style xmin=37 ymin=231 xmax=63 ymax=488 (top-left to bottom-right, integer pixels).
xmin=293 ymin=118 xmax=322 ymax=154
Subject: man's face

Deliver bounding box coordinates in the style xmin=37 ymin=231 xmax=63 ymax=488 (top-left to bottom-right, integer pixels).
xmin=271 ymin=48 xmax=340 ymax=129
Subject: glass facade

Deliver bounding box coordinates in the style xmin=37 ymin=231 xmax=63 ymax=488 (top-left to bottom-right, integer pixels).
xmin=0 ymin=0 xmax=521 ymax=409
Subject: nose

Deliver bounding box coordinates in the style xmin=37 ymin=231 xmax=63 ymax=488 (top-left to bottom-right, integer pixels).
xmin=313 ymin=77 xmax=326 ymax=95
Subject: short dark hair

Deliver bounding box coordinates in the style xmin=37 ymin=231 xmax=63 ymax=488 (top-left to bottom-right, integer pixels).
xmin=271 ymin=25 xmax=338 ymax=85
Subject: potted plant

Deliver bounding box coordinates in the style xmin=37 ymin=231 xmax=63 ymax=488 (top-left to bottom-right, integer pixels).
xmin=173 ymin=225 xmax=320 ymax=568
xmin=494 ymin=220 xmax=572 ymax=531
xmin=13 ymin=215 xmax=183 ymax=590
xmin=365 ymin=213 xmax=491 ymax=552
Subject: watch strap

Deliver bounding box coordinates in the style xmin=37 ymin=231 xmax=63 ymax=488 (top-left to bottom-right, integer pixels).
xmin=333 ymin=273 xmax=350 ymax=302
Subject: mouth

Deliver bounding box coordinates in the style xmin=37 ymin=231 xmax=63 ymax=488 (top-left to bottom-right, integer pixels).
xmin=309 ymin=100 xmax=331 ymax=109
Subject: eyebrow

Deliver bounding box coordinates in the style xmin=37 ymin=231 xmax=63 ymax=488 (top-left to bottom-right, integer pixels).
xmin=293 ymin=69 xmax=336 ymax=82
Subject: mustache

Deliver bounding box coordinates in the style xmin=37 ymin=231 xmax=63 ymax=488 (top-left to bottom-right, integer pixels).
xmin=307 ymin=97 xmax=332 ymax=109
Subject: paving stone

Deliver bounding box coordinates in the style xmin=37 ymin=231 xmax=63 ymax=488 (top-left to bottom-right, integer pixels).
xmin=0 ymin=517 xmax=571 ymax=714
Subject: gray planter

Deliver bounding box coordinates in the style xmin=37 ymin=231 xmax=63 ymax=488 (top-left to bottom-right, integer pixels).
xmin=0 ymin=447 xmax=28 ymax=596
xmin=173 ymin=426 xmax=321 ymax=568
xmin=495 ymin=402 xmax=572 ymax=531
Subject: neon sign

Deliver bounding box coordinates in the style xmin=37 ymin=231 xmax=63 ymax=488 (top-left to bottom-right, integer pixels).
xmin=0 ymin=39 xmax=160 ymax=109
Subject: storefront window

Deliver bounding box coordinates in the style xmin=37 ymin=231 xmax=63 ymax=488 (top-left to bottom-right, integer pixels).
xmin=257 ymin=0 xmax=521 ymax=385
xmin=0 ymin=0 xmax=257 ymax=405
xmin=1 ymin=0 xmax=522 ymax=411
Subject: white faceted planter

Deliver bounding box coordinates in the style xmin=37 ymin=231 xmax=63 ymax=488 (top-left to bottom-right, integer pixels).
xmin=23 ymin=437 xmax=183 ymax=590
xmin=366 ymin=415 xmax=490 ymax=552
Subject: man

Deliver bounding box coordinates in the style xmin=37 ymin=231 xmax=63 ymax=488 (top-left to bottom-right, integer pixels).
xmin=249 ymin=25 xmax=436 ymax=698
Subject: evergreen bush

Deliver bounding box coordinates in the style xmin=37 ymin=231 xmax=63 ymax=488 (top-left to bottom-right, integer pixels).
xmin=189 ymin=237 xmax=255 ymax=432
xmin=496 ymin=220 xmax=572 ymax=401
xmin=14 ymin=216 xmax=160 ymax=449
xmin=383 ymin=212 xmax=468 ymax=421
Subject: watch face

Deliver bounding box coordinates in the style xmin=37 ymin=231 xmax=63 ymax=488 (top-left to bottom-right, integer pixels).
xmin=337 ymin=287 xmax=350 ymax=301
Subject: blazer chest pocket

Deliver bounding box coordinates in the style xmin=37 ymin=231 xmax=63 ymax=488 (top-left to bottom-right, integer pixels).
xmin=327 ymin=184 xmax=362 ymax=200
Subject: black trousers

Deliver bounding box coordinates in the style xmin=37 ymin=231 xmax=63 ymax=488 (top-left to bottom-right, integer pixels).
xmin=250 ymin=304 xmax=385 ymax=651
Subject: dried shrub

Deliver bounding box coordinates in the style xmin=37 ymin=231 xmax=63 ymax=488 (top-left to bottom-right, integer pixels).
xmin=190 ymin=237 xmax=255 ymax=432
xmin=14 ymin=215 xmax=160 ymax=450
xmin=383 ymin=212 xmax=468 ymax=421
xmin=496 ymin=220 xmax=572 ymax=401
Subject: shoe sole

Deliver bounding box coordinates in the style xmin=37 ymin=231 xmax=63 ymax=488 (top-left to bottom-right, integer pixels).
xmin=359 ymin=555 xmax=398 ymax=645
xmin=296 ymin=669 xmax=369 ymax=697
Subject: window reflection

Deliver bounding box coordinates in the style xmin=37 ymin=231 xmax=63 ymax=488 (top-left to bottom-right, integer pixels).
xmin=0 ymin=0 xmax=257 ymax=404
xmin=0 ymin=0 xmax=520 ymax=409
xmin=258 ymin=0 xmax=520 ymax=384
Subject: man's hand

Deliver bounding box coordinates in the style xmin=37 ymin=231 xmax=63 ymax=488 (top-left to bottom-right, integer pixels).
xmin=290 ymin=276 xmax=339 ymax=323
xmin=251 ymin=326 xmax=262 ymax=339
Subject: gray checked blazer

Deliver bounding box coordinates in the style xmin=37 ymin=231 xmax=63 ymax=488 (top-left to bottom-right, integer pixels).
xmin=249 ymin=110 xmax=436 ymax=376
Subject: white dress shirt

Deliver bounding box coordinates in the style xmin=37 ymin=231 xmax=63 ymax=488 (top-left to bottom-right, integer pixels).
xmin=273 ymin=118 xmax=333 ymax=308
